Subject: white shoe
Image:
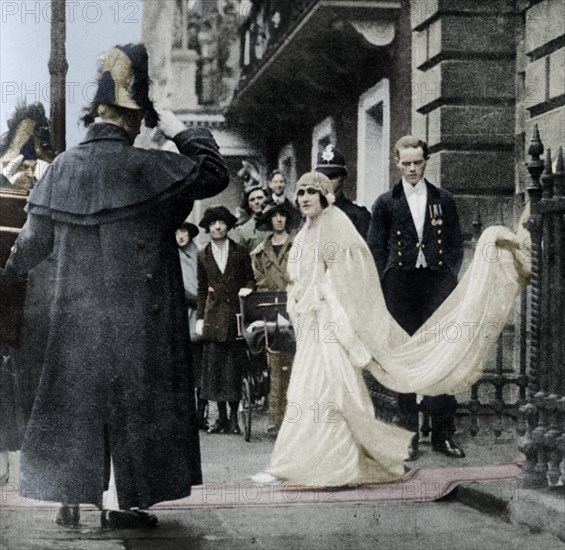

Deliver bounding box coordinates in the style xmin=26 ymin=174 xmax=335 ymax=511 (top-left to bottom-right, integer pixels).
xmin=0 ymin=451 xmax=9 ymax=485
xmin=250 ymin=472 xmax=279 ymax=484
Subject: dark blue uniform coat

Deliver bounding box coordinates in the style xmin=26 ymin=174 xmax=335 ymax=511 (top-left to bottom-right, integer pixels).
xmin=367 ymin=179 xmax=463 ymax=419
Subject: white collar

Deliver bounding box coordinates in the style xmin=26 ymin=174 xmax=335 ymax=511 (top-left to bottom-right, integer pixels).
xmin=402 ymin=178 xmax=426 ymax=197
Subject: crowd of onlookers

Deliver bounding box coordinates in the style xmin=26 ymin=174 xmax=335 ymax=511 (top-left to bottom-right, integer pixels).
xmin=176 ymin=166 xmax=305 ymax=438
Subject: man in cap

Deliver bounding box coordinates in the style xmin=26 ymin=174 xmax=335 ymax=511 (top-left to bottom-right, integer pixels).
xmin=196 ymin=206 xmax=255 ymax=435
xmin=237 ymin=186 xmax=271 ymax=252
xmin=250 ymin=202 xmax=296 ymax=434
xmin=1 ymin=43 xmax=229 ymax=528
xmin=367 ymin=135 xmax=465 ymax=459
xmin=314 ymin=144 xmax=371 ymax=239
xmin=0 ymin=102 xmax=54 ymax=190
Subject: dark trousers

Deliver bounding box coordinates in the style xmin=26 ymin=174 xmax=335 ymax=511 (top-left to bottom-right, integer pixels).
xmin=382 ymin=268 xmax=458 ymax=440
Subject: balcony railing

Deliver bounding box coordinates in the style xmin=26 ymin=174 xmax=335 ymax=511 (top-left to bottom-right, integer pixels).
xmin=238 ymin=0 xmax=317 ymax=89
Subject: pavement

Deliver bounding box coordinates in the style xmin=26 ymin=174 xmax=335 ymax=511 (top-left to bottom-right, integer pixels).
xmin=1 ymin=410 xmax=564 ymax=548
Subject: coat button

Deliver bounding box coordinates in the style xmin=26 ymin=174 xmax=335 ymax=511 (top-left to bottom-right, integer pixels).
xmin=398 ymin=261 xmax=403 ymax=267
xmin=152 ymin=304 xmax=161 ymax=314
xmin=438 ymin=239 xmax=442 ymax=244
xmin=421 ymin=244 xmax=425 ymax=249
xmin=146 ymin=273 xmax=154 ymax=283
xmin=438 ymin=261 xmax=443 ymax=266
xmin=439 ymin=249 xmax=443 ymax=254
xmin=396 ymin=230 xmax=401 ymax=236
xmin=416 ymin=243 xmax=420 ymax=248
xmin=397 ymin=251 xmax=402 ymax=256
xmin=397 ymin=241 xmax=402 ymax=246
xmin=437 ymin=229 xmax=442 ymax=235
xmin=136 ymin=240 xmax=146 ymax=250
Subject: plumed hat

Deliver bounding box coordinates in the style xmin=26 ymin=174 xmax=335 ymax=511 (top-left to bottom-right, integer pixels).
xmin=178 ymin=222 xmax=199 ymax=239
xmin=238 ymin=160 xmax=262 ymax=193
xmin=314 ymin=144 xmax=347 ymax=179
xmin=255 ymin=202 xmax=295 ymax=231
xmin=292 ymin=171 xmax=333 ymax=204
xmin=0 ymin=103 xmax=54 ymax=163
xmin=82 ymin=44 xmax=159 ymax=128
xmin=199 ymin=205 xmax=238 ymax=231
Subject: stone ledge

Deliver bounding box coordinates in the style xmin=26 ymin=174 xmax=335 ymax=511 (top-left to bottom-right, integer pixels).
xmin=526 ymin=0 xmax=565 ymax=56
xmin=413 ymin=60 xmax=515 ymax=113
xmin=457 ymin=480 xmax=565 ymax=543
xmin=411 ymin=0 xmax=515 ymax=31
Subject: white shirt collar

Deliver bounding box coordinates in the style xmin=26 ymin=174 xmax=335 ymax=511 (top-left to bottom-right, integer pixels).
xmin=402 ymin=178 xmax=426 ymax=197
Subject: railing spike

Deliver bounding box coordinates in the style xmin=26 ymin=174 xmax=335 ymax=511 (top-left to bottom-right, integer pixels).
xmin=527 ymin=123 xmax=543 ymax=159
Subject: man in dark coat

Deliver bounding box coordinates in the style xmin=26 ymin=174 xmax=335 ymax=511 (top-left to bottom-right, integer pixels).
xmin=1 ymin=44 xmax=229 ymax=528
xmin=367 ymin=135 xmax=465 ymax=459
xmin=196 ymin=206 xmax=255 ymax=435
xmin=314 ymin=144 xmax=371 ymax=239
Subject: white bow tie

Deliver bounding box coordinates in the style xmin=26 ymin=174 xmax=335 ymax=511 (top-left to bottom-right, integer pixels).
xmin=405 ymin=183 xmax=426 ymax=197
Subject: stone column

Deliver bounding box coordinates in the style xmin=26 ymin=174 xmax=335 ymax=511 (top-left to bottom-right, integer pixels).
xmin=410 ymin=0 xmax=517 ymax=230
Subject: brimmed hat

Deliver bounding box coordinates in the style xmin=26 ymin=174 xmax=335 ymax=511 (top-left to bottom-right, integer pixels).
xmin=292 ymin=172 xmax=333 ymax=204
xmin=314 ymin=144 xmax=347 ymax=179
xmin=199 ymin=206 xmax=238 ymax=231
xmin=178 ymin=222 xmax=199 ymax=239
xmin=0 ymin=103 xmax=54 ymax=163
xmin=82 ymin=43 xmax=159 ymax=128
xmin=255 ymin=202 xmax=294 ymax=230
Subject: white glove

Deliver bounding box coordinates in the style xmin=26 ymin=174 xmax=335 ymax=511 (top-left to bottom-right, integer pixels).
xmin=34 ymin=159 xmax=50 ymax=182
xmin=195 ymin=319 xmax=204 ymax=336
xmin=157 ymin=109 xmax=186 ymax=139
xmin=2 ymin=154 xmax=24 ymax=184
xmin=238 ymin=288 xmax=253 ymax=297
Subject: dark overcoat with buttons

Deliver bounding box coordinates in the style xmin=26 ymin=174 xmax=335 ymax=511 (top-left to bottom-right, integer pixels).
xmin=2 ymin=123 xmax=229 ymax=509
xmin=368 ymin=179 xmax=463 ymax=282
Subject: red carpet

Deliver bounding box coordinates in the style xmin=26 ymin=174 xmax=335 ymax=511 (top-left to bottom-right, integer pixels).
xmin=0 ymin=455 xmax=524 ymax=510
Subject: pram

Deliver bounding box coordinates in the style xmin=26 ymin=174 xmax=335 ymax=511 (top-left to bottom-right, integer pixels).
xmin=237 ymin=291 xmax=295 ymax=441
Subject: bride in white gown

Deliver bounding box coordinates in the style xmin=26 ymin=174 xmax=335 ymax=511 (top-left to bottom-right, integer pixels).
xmin=254 ymin=172 xmax=531 ymax=488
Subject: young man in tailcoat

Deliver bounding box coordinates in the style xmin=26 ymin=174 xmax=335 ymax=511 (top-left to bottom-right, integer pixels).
xmin=367 ymin=135 xmax=465 ymax=459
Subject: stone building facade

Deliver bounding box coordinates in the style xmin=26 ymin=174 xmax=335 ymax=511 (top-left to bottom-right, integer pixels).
xmin=142 ymin=0 xmax=565 ymax=430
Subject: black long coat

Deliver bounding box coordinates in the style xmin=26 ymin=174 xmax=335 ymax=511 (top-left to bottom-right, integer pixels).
xmin=196 ymin=239 xmax=255 ymax=342
xmin=2 ymin=123 xmax=229 ymax=509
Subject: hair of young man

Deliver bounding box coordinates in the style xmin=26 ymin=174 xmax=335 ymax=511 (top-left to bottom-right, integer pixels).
xmin=394 ymin=136 xmax=429 ymax=161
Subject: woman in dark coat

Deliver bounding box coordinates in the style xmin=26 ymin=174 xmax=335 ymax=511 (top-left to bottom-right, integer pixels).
xmin=196 ymin=206 xmax=255 ymax=434
xmin=1 ymin=44 xmax=229 ymax=528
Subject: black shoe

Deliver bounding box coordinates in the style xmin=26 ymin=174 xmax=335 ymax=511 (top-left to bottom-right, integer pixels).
xmin=405 ymin=434 xmax=419 ymax=461
xmin=100 ymin=510 xmax=158 ymax=529
xmin=55 ymin=505 xmax=80 ymax=527
xmin=207 ymin=419 xmax=229 ymax=434
xmin=432 ymin=439 xmax=465 ymax=458
xmin=267 ymin=424 xmax=280 ymax=436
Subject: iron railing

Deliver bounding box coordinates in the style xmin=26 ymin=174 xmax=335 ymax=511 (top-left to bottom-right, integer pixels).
xmin=518 ymin=126 xmax=565 ymax=488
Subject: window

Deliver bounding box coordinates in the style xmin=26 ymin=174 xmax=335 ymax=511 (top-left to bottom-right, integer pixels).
xmin=357 ymin=79 xmax=390 ymax=209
